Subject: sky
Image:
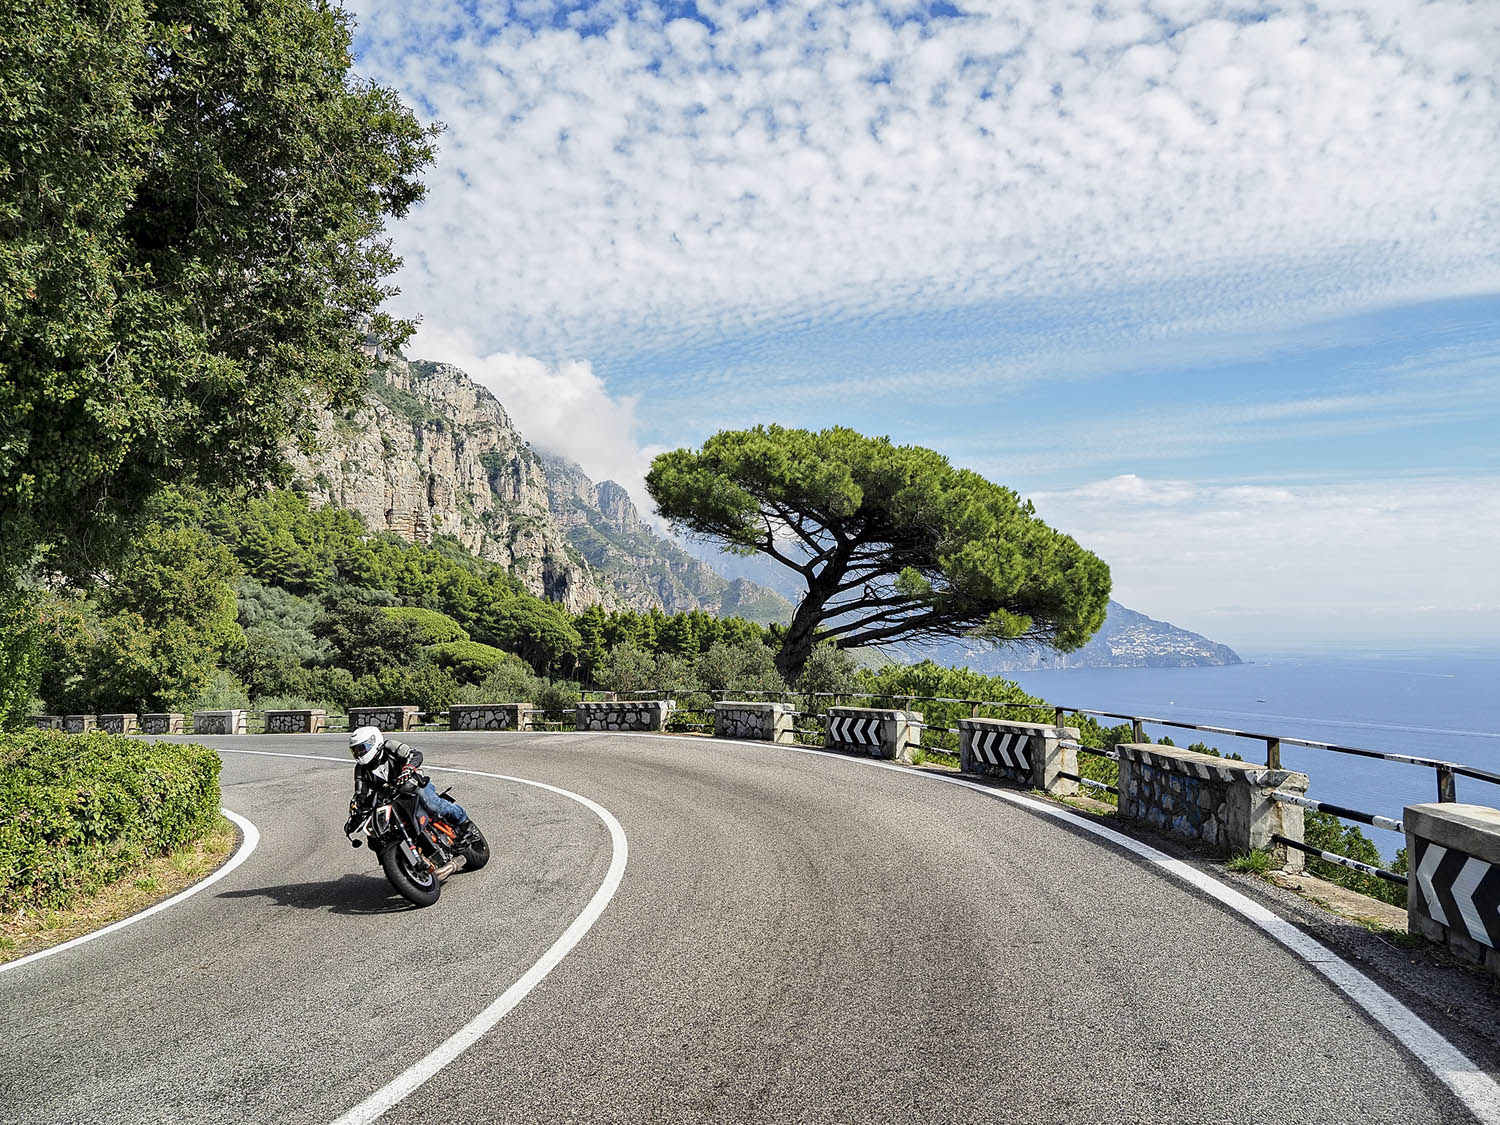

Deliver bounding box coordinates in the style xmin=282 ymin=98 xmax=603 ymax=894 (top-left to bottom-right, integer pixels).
xmin=344 ymin=0 xmax=1500 ymax=652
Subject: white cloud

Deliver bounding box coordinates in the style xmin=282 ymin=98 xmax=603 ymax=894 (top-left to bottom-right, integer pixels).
xmin=1029 ymin=474 xmax=1500 ymax=649
xmin=412 ymin=326 xmax=666 ymax=512
xmin=347 ymin=0 xmax=1500 ymax=362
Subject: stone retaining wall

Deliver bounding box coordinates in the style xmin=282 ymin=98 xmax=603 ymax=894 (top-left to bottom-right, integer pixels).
xmin=1405 ymin=802 xmax=1500 ymax=978
xmin=348 ymin=705 xmax=420 ymax=732
xmin=141 ymin=713 xmax=185 ymax=735
xmin=193 ymin=710 xmax=248 ymax=735
xmin=264 ymin=709 xmax=327 ymax=734
xmin=64 ymin=714 xmax=97 ymax=734
xmin=99 ymin=713 xmax=138 ymax=735
xmin=713 ymin=702 xmax=795 ymax=743
xmin=575 ymin=700 xmax=674 ymax=732
xmin=1116 ymin=743 xmax=1308 ymax=868
xmin=959 ymin=718 xmax=1079 ymax=794
xmin=825 ymin=706 xmax=922 ymax=763
xmin=449 ymin=703 xmax=535 ymax=732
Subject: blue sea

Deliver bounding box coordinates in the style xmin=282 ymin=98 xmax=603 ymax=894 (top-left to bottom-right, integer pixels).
xmin=1006 ymin=650 xmax=1500 ymax=859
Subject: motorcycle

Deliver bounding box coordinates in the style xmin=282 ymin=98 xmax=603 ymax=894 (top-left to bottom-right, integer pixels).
xmin=345 ymin=776 xmax=489 ymax=907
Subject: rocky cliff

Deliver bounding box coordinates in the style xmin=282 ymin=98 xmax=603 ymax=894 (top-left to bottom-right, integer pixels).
xmin=537 ymin=453 xmax=789 ymax=622
xmin=287 ymin=355 xmax=791 ymax=621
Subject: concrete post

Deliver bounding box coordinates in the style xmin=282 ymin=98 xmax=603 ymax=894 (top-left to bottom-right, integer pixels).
xmin=192 ymin=710 xmax=248 ymax=735
xmin=574 ymin=700 xmax=674 ymax=732
xmin=1115 ymin=743 xmax=1309 ymax=869
xmin=98 ymin=713 xmax=139 ymax=735
xmin=347 ymin=705 xmax=421 ymax=732
xmin=958 ymin=718 xmax=1080 ymax=795
xmin=1405 ymin=802 xmax=1500 ymax=978
xmin=263 ymin=709 xmax=327 ymax=734
xmin=713 ymin=701 xmax=795 ymax=744
xmin=448 ymin=703 xmax=535 ymax=732
xmin=825 ymin=706 xmax=922 ymax=763
xmin=141 ymin=713 xmax=186 ymax=735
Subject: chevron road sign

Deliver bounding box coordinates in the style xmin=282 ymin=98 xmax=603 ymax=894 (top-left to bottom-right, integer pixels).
xmin=828 ymin=714 xmax=883 ymax=746
xmin=969 ymin=729 xmax=1030 ymax=772
xmin=1414 ymin=837 xmax=1500 ymax=950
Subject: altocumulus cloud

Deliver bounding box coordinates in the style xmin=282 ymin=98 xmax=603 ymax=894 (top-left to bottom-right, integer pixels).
xmin=348 ymin=0 xmax=1500 ymax=363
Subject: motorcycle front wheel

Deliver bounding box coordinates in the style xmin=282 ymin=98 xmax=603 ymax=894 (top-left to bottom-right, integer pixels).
xmin=379 ymin=842 xmax=441 ymax=907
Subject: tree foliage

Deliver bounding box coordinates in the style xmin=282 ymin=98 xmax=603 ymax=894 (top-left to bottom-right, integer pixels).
xmin=0 ymin=0 xmax=438 ymax=580
xmin=647 ymin=426 xmax=1111 ymax=679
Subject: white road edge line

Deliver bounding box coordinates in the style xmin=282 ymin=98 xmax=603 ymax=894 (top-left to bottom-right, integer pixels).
xmin=204 ymin=747 xmax=629 ymax=1125
xmin=644 ymin=731 xmax=1500 ymax=1124
xmin=0 ymin=808 xmax=260 ymax=977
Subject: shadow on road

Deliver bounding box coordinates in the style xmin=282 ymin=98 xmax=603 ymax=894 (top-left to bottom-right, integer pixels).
xmin=218 ymin=872 xmax=417 ymax=914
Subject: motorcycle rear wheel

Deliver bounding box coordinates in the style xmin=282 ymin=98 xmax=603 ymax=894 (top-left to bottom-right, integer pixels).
xmin=459 ymin=824 xmax=490 ymax=871
xmin=379 ymin=842 xmax=441 ymax=907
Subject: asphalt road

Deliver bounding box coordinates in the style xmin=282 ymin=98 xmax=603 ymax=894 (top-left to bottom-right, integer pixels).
xmin=2 ymin=732 xmax=1494 ymax=1124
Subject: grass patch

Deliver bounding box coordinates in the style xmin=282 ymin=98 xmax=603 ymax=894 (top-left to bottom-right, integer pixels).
xmin=0 ymin=815 xmax=238 ymax=964
xmin=1227 ymin=849 xmax=1275 ymax=875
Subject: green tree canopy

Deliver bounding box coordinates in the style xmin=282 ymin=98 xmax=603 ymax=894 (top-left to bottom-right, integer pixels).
xmin=0 ymin=0 xmax=437 ymax=581
xmin=646 ymin=426 xmax=1111 ymax=679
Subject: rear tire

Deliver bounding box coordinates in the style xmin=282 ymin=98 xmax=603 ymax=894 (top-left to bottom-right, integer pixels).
xmin=459 ymin=824 xmax=490 ymax=871
xmin=379 ymin=842 xmax=441 ymax=907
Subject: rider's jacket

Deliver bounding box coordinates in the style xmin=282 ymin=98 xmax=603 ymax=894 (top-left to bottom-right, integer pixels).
xmin=350 ymin=738 xmax=424 ymax=815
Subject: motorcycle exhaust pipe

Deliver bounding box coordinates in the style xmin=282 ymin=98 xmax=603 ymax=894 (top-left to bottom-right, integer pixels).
xmin=431 ymin=859 xmax=460 ymax=881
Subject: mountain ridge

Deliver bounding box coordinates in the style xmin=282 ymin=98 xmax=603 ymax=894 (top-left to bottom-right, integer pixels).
xmin=285 ymin=354 xmax=791 ymax=622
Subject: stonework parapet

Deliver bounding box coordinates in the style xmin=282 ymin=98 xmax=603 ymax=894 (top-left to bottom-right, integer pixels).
xmin=1405 ymin=802 xmax=1500 ymax=978
xmin=64 ymin=714 xmax=97 ymax=734
xmin=192 ymin=710 xmax=248 ymax=735
xmin=32 ymin=715 xmax=63 ymax=731
xmin=713 ymin=701 xmax=795 ymax=744
xmin=141 ymin=713 xmax=186 ymax=735
xmin=958 ymin=718 xmax=1080 ymax=794
xmin=449 ymin=703 xmax=535 ymax=732
xmin=263 ymin=709 xmax=327 ymax=734
xmin=1116 ymin=743 xmax=1308 ymax=868
xmin=347 ymin=705 xmax=420 ymax=732
xmin=575 ymin=700 xmax=674 ymax=732
xmin=825 ymin=706 xmax=922 ymax=763
xmin=99 ymin=713 xmax=139 ymax=735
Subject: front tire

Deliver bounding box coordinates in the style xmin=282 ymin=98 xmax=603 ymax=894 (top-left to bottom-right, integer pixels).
xmin=459 ymin=824 xmax=490 ymax=871
xmin=379 ymin=842 xmax=441 ymax=907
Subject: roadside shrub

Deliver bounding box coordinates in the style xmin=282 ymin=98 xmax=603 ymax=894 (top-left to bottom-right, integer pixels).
xmin=185 ymin=669 xmax=252 ymax=712
xmin=0 ymin=731 xmax=222 ymax=913
xmin=349 ymin=662 xmax=460 ymax=715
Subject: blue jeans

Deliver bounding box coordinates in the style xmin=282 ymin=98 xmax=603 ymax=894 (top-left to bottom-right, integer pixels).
xmin=420 ymin=782 xmax=469 ymax=827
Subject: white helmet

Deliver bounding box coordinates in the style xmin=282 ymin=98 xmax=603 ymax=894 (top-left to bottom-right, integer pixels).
xmin=349 ymin=726 xmax=385 ymax=765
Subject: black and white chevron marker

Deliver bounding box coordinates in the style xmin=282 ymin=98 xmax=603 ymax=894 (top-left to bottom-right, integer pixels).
xmin=828 ymin=715 xmax=882 ymax=746
xmin=1413 ymin=837 xmax=1500 ymax=949
xmin=969 ymin=730 xmax=1031 ymax=772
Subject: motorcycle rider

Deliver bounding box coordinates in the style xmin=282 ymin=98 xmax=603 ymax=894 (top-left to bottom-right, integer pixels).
xmin=344 ymin=726 xmax=475 ymax=842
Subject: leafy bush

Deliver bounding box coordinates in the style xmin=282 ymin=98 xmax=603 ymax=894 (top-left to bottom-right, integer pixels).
xmin=0 ymin=731 xmax=222 ymax=913
xmin=349 ymin=662 xmax=460 ymax=715
xmin=383 ymin=606 xmax=469 ymax=645
xmin=429 ymin=640 xmax=510 ymax=683
xmin=453 ymin=652 xmax=541 ymax=704
xmin=185 ymin=670 xmax=252 ymax=712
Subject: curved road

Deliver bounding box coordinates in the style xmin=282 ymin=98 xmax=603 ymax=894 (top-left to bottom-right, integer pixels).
xmin=2 ymin=732 xmax=1495 ymax=1124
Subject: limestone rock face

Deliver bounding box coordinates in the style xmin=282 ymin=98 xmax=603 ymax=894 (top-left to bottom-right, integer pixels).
xmin=288 ymin=357 xmax=610 ymax=612
xmin=287 ymin=355 xmax=792 ymax=622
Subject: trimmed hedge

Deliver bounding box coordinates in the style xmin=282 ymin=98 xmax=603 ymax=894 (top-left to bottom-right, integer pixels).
xmin=0 ymin=731 xmax=222 ymax=914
